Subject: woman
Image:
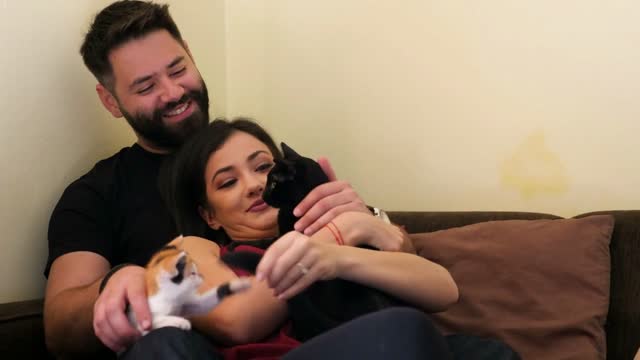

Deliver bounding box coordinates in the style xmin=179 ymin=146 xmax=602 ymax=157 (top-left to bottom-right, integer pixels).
xmin=156 ymin=118 xmax=488 ymax=359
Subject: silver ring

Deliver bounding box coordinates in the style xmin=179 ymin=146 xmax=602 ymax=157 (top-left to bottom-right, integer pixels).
xmin=296 ymin=262 xmax=309 ymax=275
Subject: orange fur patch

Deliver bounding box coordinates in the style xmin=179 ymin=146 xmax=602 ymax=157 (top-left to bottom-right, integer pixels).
xmin=144 ymin=245 xmax=194 ymax=296
xmin=144 ymin=235 xmax=231 ymax=297
xmin=176 ymin=236 xmax=234 ymax=294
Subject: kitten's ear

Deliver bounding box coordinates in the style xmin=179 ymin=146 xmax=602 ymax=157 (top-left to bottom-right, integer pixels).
xmin=198 ymin=205 xmax=222 ymax=230
xmin=281 ymin=142 xmax=301 ymax=159
xmin=170 ymin=234 xmax=185 ymax=248
xmin=167 ymin=234 xmax=185 ymax=249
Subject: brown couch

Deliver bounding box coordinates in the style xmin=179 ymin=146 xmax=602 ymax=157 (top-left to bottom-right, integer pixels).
xmin=2 ymin=210 xmax=639 ymax=359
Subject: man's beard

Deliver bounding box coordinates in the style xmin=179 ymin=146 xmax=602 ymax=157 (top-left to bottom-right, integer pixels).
xmin=121 ymin=81 xmax=210 ymax=150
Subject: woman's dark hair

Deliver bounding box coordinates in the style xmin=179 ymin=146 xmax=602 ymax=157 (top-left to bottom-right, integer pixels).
xmin=159 ymin=117 xmax=282 ymax=243
xmin=80 ymin=0 xmax=184 ymax=90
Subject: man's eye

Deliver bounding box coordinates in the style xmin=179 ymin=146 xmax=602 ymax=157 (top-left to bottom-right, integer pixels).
xmin=257 ymin=163 xmax=274 ymax=172
xmin=218 ymin=179 xmax=237 ymax=189
xmin=137 ymin=85 xmax=154 ymax=94
xmin=171 ymin=67 xmax=186 ymax=77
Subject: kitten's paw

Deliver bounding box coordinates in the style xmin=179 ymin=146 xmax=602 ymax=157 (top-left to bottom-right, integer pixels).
xmin=152 ymin=315 xmax=191 ymax=331
xmin=229 ymin=277 xmax=252 ymax=293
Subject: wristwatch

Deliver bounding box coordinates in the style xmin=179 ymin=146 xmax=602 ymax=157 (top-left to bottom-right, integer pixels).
xmin=369 ymin=206 xmax=391 ymax=224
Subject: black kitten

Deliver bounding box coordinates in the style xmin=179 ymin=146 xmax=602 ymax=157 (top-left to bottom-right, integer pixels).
xmin=221 ymin=143 xmax=401 ymax=341
xmin=263 ymin=142 xmax=330 ymax=235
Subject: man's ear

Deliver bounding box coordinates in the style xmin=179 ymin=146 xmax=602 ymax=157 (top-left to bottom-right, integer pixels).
xmin=198 ymin=205 xmax=221 ymax=230
xmin=96 ymin=83 xmax=123 ymax=118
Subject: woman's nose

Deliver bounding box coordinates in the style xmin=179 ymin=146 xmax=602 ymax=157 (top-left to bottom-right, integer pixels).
xmin=246 ymin=177 xmax=265 ymax=198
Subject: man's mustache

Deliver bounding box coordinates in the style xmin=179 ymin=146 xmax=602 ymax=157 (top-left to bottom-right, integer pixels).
xmin=163 ymin=94 xmax=191 ymax=112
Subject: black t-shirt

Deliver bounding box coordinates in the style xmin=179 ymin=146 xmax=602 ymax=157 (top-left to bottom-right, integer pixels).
xmin=45 ymin=144 xmax=179 ymax=277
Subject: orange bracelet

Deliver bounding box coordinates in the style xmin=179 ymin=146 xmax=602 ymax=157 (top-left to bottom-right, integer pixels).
xmin=324 ymin=223 xmax=342 ymax=245
xmin=330 ymin=221 xmax=345 ymax=246
xmin=326 ymin=221 xmax=345 ymax=246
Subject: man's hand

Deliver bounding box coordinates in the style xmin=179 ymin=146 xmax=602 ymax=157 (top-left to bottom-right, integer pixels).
xmin=293 ymin=157 xmax=370 ymax=235
xmin=92 ymin=265 xmax=151 ymax=352
xmin=333 ymin=211 xmax=414 ymax=253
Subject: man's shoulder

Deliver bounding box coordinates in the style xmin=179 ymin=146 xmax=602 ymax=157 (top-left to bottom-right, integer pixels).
xmin=90 ymin=144 xmax=137 ymax=174
xmin=90 ymin=145 xmax=137 ymax=176
xmin=65 ymin=145 xmax=139 ymax=194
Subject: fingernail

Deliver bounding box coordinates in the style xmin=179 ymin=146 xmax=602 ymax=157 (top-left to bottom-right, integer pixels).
xmin=294 ymin=223 xmax=302 ymax=232
xmin=256 ymin=272 xmax=264 ymax=281
xmin=304 ymin=228 xmax=312 ymax=235
xmin=293 ymin=208 xmax=301 ymax=217
xmin=142 ymin=320 xmax=150 ymax=329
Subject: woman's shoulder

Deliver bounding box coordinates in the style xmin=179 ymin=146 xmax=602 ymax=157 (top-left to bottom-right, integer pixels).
xmin=180 ymin=235 xmax=222 ymax=257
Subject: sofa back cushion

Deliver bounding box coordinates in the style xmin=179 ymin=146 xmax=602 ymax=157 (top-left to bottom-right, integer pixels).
xmin=411 ymin=215 xmax=614 ymax=360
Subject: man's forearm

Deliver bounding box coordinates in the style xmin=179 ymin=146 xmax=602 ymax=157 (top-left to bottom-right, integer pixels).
xmin=44 ymin=279 xmax=105 ymax=357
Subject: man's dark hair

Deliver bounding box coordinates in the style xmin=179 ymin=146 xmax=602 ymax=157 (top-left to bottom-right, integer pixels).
xmin=80 ymin=0 xmax=184 ymax=90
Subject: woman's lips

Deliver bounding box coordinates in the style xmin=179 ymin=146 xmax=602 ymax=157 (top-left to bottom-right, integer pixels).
xmin=247 ymin=200 xmax=269 ymax=212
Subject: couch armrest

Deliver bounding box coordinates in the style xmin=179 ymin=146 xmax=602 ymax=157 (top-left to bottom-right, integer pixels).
xmin=0 ymin=298 xmax=53 ymax=358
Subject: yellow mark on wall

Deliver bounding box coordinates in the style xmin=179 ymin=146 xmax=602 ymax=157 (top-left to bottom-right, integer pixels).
xmin=501 ymin=131 xmax=568 ymax=198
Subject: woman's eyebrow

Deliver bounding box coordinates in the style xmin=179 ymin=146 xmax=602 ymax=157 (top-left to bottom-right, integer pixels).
xmin=211 ymin=166 xmax=233 ymax=183
xmin=211 ymin=150 xmax=270 ymax=183
xmin=247 ymin=150 xmax=269 ymax=162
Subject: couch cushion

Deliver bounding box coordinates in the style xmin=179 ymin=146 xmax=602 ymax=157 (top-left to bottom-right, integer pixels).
xmin=411 ymin=215 xmax=614 ymax=360
xmin=575 ymin=211 xmax=640 ymax=360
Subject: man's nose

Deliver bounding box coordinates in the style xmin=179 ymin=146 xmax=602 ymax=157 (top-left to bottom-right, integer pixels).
xmin=159 ymin=77 xmax=185 ymax=104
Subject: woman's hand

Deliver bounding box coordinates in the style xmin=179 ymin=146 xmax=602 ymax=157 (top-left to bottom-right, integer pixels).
xmin=334 ymin=212 xmax=415 ymax=253
xmin=256 ymin=231 xmax=340 ymax=300
xmin=292 ymin=157 xmax=370 ymax=235
xmin=256 ymin=224 xmax=457 ymax=312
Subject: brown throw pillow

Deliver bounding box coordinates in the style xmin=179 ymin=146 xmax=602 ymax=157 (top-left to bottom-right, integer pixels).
xmin=411 ymin=215 xmax=613 ymax=360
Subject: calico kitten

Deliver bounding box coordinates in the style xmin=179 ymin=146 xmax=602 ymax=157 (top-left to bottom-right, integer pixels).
xmin=128 ymin=236 xmax=251 ymax=335
xmin=222 ymin=143 xmax=401 ymax=341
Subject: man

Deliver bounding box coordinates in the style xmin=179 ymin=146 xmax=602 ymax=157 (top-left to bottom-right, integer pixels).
xmin=43 ymin=1 xmax=371 ymax=358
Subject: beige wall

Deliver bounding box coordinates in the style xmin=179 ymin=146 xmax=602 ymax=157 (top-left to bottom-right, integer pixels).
xmin=3 ymin=1 xmax=640 ymax=303
xmin=0 ymin=0 xmax=225 ymax=303
xmin=226 ymin=1 xmax=640 ymax=217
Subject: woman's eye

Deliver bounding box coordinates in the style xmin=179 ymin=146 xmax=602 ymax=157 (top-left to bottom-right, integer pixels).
xmin=218 ymin=179 xmax=237 ymax=189
xmin=256 ymin=162 xmax=274 ymax=172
